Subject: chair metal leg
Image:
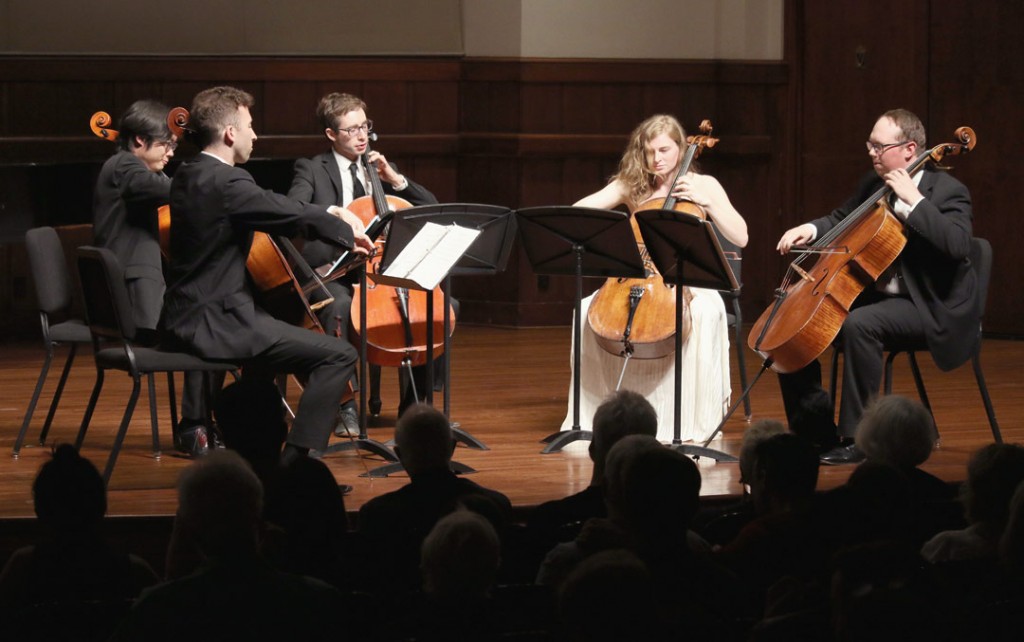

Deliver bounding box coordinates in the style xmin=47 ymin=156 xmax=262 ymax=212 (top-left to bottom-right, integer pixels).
xmin=370 ymin=364 xmax=382 ymax=416
xmin=883 ymin=351 xmax=897 ymax=395
xmin=13 ymin=343 xmax=55 ymax=457
xmin=39 ymin=343 xmax=79 ymax=446
xmin=732 ymin=302 xmax=752 ymax=421
xmin=75 ymin=369 xmax=106 ymax=449
xmin=103 ymin=376 xmax=142 ymax=483
xmin=971 ymin=352 xmax=1002 ymax=443
xmin=906 ymin=352 xmax=933 ymax=414
xmin=166 ymin=372 xmax=179 ymax=436
xmin=896 ymin=351 xmax=939 ymax=443
xmin=146 ymin=374 xmax=161 ymax=458
xmin=829 ymin=346 xmax=841 ymax=406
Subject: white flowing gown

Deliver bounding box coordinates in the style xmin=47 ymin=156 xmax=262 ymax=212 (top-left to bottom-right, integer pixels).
xmin=560 ymin=286 xmax=731 ymax=443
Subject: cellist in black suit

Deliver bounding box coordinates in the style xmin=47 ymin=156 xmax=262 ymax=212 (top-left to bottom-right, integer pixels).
xmin=162 ymin=86 xmax=373 ymax=461
xmin=288 ymin=92 xmax=444 ymax=430
xmin=776 ymin=109 xmax=976 ymax=464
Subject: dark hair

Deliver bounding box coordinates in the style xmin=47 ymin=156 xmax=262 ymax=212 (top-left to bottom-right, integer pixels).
xmin=116 ymin=99 xmax=173 ymax=152
xmin=881 ymin=108 xmax=926 ymax=148
xmin=316 ymin=92 xmax=367 ymax=131
xmin=752 ymin=433 xmax=820 ymax=500
xmin=962 ymin=443 xmax=1024 ymax=527
xmin=590 ymin=389 xmax=658 ymax=470
xmin=33 ymin=444 xmax=107 ymax=531
xmin=189 ymin=86 xmax=255 ymax=149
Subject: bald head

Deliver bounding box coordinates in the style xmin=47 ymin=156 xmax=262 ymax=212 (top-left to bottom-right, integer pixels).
xmin=394 ymin=404 xmax=455 ymax=475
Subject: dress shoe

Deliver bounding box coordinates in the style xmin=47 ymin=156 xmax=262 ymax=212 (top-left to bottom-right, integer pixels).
xmin=334 ymin=403 xmax=360 ymax=437
xmin=173 ymin=424 xmax=210 ymax=458
xmin=820 ymin=442 xmax=865 ymax=465
xmin=338 ymin=483 xmax=353 ymax=496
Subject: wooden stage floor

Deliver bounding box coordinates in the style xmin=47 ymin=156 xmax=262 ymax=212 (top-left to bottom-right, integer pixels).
xmin=0 ymin=325 xmax=1020 ymax=519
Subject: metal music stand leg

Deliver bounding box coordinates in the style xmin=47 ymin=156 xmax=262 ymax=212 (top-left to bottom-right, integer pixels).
xmin=542 ymin=244 xmax=593 ymax=453
xmin=442 ymin=276 xmax=489 ymax=450
xmin=363 ymin=279 xmax=475 ymax=477
xmin=318 ymin=267 xmax=397 ymax=463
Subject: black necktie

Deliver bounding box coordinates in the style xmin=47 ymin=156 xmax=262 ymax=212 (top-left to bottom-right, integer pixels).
xmin=349 ymin=162 xmax=366 ymax=199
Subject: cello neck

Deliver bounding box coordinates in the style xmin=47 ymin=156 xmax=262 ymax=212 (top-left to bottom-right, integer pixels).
xmin=661 ymin=143 xmax=700 ymax=211
xmin=362 ymin=134 xmax=393 ymax=220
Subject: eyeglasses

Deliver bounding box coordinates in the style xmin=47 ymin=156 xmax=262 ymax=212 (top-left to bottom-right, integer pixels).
xmin=865 ymin=140 xmax=908 ymax=155
xmin=335 ymin=121 xmax=373 ymax=137
xmin=155 ymin=139 xmax=178 ymax=151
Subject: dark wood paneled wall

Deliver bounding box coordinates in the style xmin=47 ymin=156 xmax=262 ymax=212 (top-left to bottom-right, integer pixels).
xmin=789 ymin=0 xmax=1024 ymax=337
xmin=2 ymin=0 xmax=1022 ymax=337
xmin=457 ymin=59 xmax=787 ymax=326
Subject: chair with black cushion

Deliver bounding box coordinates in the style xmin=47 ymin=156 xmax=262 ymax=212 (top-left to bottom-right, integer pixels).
xmin=13 ymin=227 xmax=94 ymax=458
xmin=829 ymin=237 xmax=1001 ymax=443
xmin=74 ymin=246 xmax=237 ymax=482
xmin=711 ymin=224 xmax=752 ymax=421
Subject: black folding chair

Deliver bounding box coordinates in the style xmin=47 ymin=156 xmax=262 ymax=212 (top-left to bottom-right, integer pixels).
xmin=829 ymin=237 xmax=1001 ymax=443
xmin=74 ymin=246 xmax=237 ymax=482
xmin=13 ymin=227 xmax=93 ymax=458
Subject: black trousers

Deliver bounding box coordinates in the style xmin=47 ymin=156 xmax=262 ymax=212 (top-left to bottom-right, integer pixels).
xmin=778 ymin=290 xmax=924 ymax=440
xmin=242 ymin=317 xmax=358 ymax=451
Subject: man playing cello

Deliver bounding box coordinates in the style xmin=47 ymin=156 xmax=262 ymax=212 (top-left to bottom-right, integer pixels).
xmin=162 ymin=86 xmax=373 ymax=463
xmin=288 ymin=92 xmax=441 ymax=430
xmin=776 ymin=108 xmax=976 ymax=464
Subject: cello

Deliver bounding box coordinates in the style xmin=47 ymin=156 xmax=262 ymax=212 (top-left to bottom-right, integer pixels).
xmin=748 ymin=126 xmax=978 ymax=373
xmin=348 ymin=133 xmax=455 ymax=371
xmin=586 ymin=120 xmax=718 ymax=378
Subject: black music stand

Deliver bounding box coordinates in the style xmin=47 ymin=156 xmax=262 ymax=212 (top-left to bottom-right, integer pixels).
xmin=634 ymin=209 xmax=742 ymax=462
xmin=381 ymin=203 xmax=517 ymax=450
xmin=315 ymin=260 xmax=400 ymax=465
xmin=359 ymin=205 xmax=512 ymax=478
xmin=517 ymin=206 xmax=646 ymax=454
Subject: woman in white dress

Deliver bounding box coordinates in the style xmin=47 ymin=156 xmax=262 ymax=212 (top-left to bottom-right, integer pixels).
xmin=560 ymin=114 xmax=748 ymax=443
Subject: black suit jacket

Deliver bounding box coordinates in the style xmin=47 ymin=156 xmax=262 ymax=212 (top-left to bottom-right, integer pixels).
xmin=93 ymin=150 xmax=171 ymax=329
xmin=288 ymin=152 xmax=437 ymax=267
xmin=810 ymin=168 xmax=977 ymax=370
xmin=163 ymin=154 xmax=351 ymax=360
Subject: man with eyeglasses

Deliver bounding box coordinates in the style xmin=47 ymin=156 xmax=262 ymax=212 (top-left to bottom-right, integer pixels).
xmin=289 ymin=92 xmax=439 ymax=433
xmin=93 ymin=99 xmax=214 ymax=456
xmin=774 ymin=108 xmax=975 ymax=464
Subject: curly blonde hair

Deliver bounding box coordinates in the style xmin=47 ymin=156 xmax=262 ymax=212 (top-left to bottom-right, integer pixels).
xmin=613 ymin=114 xmax=690 ymax=208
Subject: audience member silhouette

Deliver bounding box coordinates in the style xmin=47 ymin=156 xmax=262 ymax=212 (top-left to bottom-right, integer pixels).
xmin=527 ymin=390 xmax=657 ymax=560
xmin=109 ymin=450 xmax=344 ymax=641
xmin=695 ymin=418 xmax=786 ymax=547
xmin=262 ymin=455 xmax=351 ymax=589
xmin=922 ymin=442 xmax=1024 ymax=563
xmin=536 ymin=434 xmax=663 ymax=588
xmin=213 ymin=377 xmax=289 ymax=487
xmin=999 ymin=480 xmax=1024 ymax=573
xmin=390 ymin=509 xmax=506 ymax=641
xmin=716 ymin=432 xmax=827 ymax=612
xmin=0 ymin=445 xmax=157 ymax=640
xmin=539 ymin=435 xmax=742 ymax=637
xmin=857 ymin=395 xmax=955 ymax=505
xmin=558 ymin=549 xmax=666 ymax=641
xmin=358 ymin=403 xmax=512 ymax=595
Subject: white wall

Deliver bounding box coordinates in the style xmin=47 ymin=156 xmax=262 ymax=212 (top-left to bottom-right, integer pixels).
xmin=464 ymin=0 xmax=783 ymax=60
xmin=0 ymin=0 xmax=781 ymax=59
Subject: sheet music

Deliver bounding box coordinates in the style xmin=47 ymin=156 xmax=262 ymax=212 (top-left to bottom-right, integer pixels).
xmin=380 ymin=222 xmax=481 ymax=290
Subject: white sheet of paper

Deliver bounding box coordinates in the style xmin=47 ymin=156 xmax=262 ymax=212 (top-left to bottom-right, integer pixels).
xmin=382 ymin=222 xmax=481 ymax=290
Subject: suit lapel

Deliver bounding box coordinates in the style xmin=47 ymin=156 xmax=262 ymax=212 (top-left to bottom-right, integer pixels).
xmin=320 ymin=153 xmax=345 ymax=206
